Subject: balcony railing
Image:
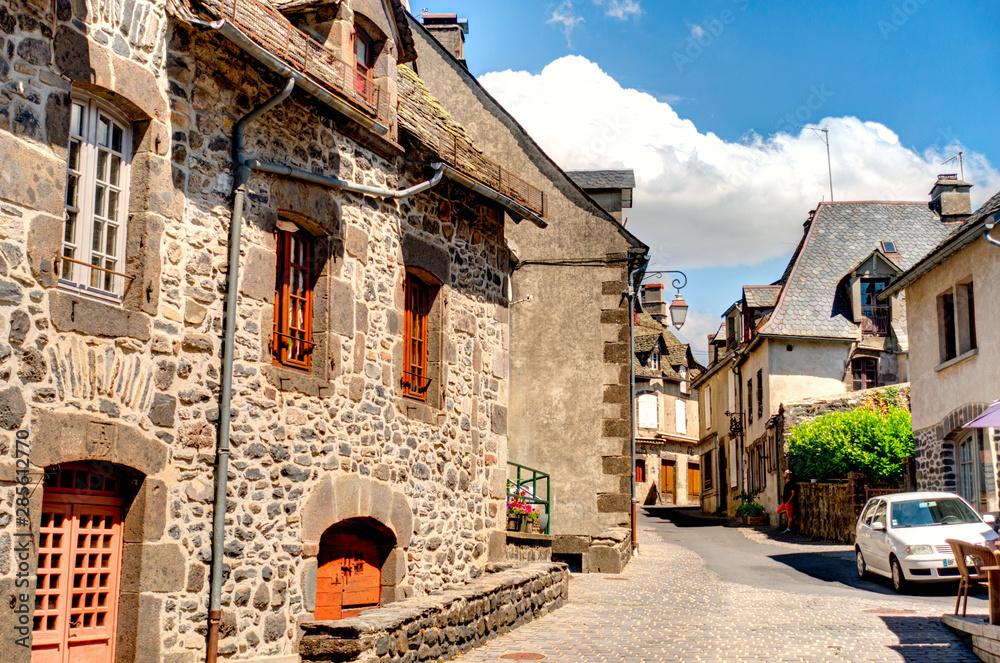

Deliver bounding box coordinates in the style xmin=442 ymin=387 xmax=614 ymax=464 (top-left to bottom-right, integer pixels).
xmin=861 ymin=305 xmax=890 ymax=337
xmin=433 ymin=130 xmax=548 ymax=219
xmin=220 ymin=0 xmax=390 ymax=124
xmin=507 ymin=462 xmax=551 ymax=534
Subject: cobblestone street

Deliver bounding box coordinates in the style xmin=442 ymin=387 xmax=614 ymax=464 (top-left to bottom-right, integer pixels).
xmin=455 ymin=518 xmax=978 ymax=663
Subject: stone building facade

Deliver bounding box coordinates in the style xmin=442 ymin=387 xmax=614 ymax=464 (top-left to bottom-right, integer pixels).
xmin=0 ymin=0 xmax=552 ymax=661
xmin=406 ymin=17 xmax=646 ymax=574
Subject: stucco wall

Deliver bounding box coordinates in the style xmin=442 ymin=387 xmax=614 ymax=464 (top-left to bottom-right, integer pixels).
xmin=769 ymin=338 xmax=854 ymax=407
xmin=409 ymin=23 xmax=642 ymax=539
xmin=905 ymin=235 xmax=1000 ymax=431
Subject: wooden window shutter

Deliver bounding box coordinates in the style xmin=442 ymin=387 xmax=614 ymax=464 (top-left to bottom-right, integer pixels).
xmin=274 ymin=227 xmax=314 ymax=370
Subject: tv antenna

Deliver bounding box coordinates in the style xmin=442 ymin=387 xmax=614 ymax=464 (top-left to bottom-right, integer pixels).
xmin=800 ymin=126 xmax=833 ymax=202
xmin=942 ymin=152 xmax=965 ymax=181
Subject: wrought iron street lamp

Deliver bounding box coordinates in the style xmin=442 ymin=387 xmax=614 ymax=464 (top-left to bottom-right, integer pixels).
xmin=626 ymin=258 xmax=689 ymax=552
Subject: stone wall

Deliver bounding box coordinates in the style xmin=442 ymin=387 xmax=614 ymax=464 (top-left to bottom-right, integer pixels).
xmin=299 ymin=562 xmax=568 ymax=662
xmin=797 ymin=481 xmax=857 ymax=544
xmin=913 ymin=402 xmax=989 ymax=493
xmin=0 ymin=1 xmax=516 ymax=661
xmin=505 ymin=532 xmax=552 ymax=563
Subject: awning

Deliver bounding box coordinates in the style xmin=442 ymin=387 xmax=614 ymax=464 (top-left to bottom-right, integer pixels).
xmin=964 ymin=400 xmax=1000 ymax=429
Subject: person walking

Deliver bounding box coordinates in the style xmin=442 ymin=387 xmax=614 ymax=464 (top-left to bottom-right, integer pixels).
xmin=777 ymin=469 xmax=798 ymax=533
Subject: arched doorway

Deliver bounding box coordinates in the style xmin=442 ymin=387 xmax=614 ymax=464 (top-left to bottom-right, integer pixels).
xmin=315 ymin=518 xmax=395 ymax=620
xmin=32 ymin=462 xmax=139 ymax=663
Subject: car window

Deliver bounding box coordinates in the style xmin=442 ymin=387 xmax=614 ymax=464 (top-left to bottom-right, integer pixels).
xmin=860 ymin=500 xmax=878 ymax=525
xmin=872 ymin=501 xmax=887 ymax=527
xmin=891 ymin=498 xmax=981 ymax=528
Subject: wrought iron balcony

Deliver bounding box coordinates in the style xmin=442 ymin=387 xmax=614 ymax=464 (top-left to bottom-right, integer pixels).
xmin=221 ymin=0 xmax=390 ymax=124
xmin=861 ymin=305 xmax=890 ymax=337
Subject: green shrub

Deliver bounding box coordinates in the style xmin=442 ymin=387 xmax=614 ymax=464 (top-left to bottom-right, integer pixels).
xmin=786 ymin=405 xmax=913 ymax=483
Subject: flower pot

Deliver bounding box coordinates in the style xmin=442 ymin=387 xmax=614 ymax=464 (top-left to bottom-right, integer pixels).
xmin=747 ymin=516 xmax=765 ymax=526
xmin=506 ymin=514 xmax=523 ymax=532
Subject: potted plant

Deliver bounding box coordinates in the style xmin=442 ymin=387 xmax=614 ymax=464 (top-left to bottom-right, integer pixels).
xmin=525 ymin=511 xmax=540 ymax=533
xmin=735 ymin=489 xmax=766 ymax=526
xmin=506 ymin=497 xmax=529 ymax=531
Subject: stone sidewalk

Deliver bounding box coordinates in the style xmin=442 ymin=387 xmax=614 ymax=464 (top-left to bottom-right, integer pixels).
xmin=453 ymin=527 xmax=977 ymax=662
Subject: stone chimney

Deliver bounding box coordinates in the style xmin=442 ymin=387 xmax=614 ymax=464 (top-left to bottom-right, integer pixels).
xmin=421 ymin=13 xmax=469 ymax=66
xmin=641 ymin=284 xmax=667 ymax=327
xmin=929 ymin=173 xmax=972 ymax=224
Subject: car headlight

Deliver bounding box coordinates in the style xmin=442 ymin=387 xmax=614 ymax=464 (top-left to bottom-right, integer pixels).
xmin=904 ymin=545 xmax=934 ymax=555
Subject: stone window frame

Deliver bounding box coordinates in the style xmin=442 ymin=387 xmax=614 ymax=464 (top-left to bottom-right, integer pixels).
xmin=260 ymin=210 xmax=339 ymax=397
xmin=272 ymin=221 xmax=316 ymax=372
xmin=42 ymin=82 xmax=164 ymax=343
xmin=401 ymin=269 xmax=439 ymax=401
xmin=59 ymin=91 xmax=133 ymax=303
xmin=395 ymin=234 xmax=450 ymax=421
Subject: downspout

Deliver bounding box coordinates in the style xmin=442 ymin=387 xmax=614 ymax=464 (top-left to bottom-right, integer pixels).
xmin=208 ymin=76 xmax=296 ymax=663
xmin=246 ymin=158 xmax=445 ymax=198
xmin=985 ymin=214 xmax=1000 ymax=247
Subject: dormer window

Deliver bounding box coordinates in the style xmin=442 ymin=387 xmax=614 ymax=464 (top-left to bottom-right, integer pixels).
xmin=354 ymin=28 xmax=374 ymax=99
xmin=649 ymin=351 xmax=659 ymax=370
xmin=860 ymin=277 xmax=889 ymax=337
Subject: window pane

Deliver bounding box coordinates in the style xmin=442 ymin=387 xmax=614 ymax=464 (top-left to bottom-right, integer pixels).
xmin=90 ymin=256 xmax=101 ymax=288
xmin=92 ymin=220 xmax=103 ymax=252
xmin=65 ymin=174 xmax=78 ymax=208
xmin=93 ymin=185 xmax=105 ymax=217
xmin=105 ymin=225 xmax=116 ymax=255
xmin=62 ymin=247 xmax=75 ymax=279
xmin=96 ymin=150 xmax=108 ymax=182
xmin=64 ymin=211 xmax=76 ymax=244
xmin=107 ymin=190 xmax=118 ymax=221
xmin=68 ymin=139 xmax=81 ymax=171
xmin=71 ymin=103 xmax=83 ymax=136
xmin=109 ymin=155 xmax=120 ymax=186
xmin=103 ymin=259 xmax=114 ymax=291
xmin=112 ymin=124 xmax=123 ymax=153
xmin=97 ymin=117 xmax=110 ymax=147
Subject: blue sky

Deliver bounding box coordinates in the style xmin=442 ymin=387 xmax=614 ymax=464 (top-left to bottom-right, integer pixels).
xmin=417 ymin=0 xmax=999 ymax=358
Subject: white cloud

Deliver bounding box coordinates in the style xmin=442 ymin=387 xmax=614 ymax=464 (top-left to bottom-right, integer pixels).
xmin=594 ymin=0 xmax=642 ymax=20
xmin=547 ymin=1 xmax=584 ymax=46
xmin=689 ymin=23 xmax=705 ymax=38
xmin=479 ymin=55 xmax=1000 ymax=272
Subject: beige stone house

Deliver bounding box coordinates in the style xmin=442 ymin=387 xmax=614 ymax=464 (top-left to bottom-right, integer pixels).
xmin=693 ymin=324 xmax=738 ymax=515
xmin=0 ymin=0 xmax=559 ymax=660
xmin=408 ymin=19 xmax=647 ymax=573
xmin=882 ymin=185 xmax=1000 ymax=513
xmin=696 ymin=197 xmax=955 ymax=519
xmin=633 ymin=295 xmax=702 ymax=507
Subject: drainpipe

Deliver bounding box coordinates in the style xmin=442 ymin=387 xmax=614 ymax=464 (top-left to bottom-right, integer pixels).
xmin=206 ymin=83 xmax=453 ymax=663
xmin=208 ymin=76 xmax=296 ymax=663
xmin=985 ymin=214 xmax=1000 ymax=247
xmin=627 ymin=255 xmax=649 ymax=553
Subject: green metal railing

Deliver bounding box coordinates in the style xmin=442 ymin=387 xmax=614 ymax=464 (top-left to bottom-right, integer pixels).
xmin=507 ymin=461 xmax=551 ymax=535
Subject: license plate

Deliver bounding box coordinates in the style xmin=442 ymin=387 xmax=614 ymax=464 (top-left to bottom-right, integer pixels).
xmin=943 ymin=558 xmax=955 ymax=567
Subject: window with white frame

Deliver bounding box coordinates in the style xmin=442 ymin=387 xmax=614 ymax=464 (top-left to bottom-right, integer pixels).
xmin=704 ymin=385 xmax=712 ymax=428
xmin=637 ymin=392 xmax=658 ymax=429
xmin=61 ymin=95 xmax=132 ymax=299
xmin=675 ymin=399 xmax=686 ymax=435
xmin=649 ymin=351 xmax=659 ymax=370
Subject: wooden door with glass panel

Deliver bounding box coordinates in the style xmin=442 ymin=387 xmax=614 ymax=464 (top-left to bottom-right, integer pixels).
xmin=32 ymin=464 xmax=124 ymax=663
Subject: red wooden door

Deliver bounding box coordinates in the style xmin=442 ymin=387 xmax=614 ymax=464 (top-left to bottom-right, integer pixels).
xmin=315 ymin=532 xmax=384 ymax=620
xmin=32 ymin=494 xmax=123 ymax=663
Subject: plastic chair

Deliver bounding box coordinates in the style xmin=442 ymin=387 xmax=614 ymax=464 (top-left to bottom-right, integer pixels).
xmin=947 ymin=538 xmax=993 ymax=616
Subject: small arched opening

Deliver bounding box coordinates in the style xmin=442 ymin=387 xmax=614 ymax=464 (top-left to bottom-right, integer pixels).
xmin=315 ymin=518 xmax=396 ymax=620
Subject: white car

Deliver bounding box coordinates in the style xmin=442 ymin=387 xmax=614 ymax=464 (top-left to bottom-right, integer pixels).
xmin=855 ymin=491 xmax=998 ymax=592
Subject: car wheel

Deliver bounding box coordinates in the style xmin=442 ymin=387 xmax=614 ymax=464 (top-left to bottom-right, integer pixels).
xmin=856 ymin=548 xmax=868 ymax=579
xmin=891 ymin=557 xmax=907 ymax=593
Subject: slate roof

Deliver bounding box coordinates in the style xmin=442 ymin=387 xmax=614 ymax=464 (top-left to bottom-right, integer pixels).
xmin=885 ymin=188 xmax=1000 ymax=297
xmin=566 ymin=170 xmax=636 ymax=190
xmin=743 ymin=285 xmax=780 ymax=308
xmin=634 ymin=311 xmax=703 ymax=381
xmin=760 ymin=202 xmax=955 ymax=339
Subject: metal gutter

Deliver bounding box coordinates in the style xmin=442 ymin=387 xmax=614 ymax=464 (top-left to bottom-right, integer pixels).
xmin=439 ymin=165 xmax=548 ymax=228
xmin=247 ymin=158 xmax=445 ymax=198
xmin=190 ymin=18 xmax=390 ymax=136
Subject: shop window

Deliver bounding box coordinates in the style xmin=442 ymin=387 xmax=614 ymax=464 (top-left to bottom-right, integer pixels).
xmin=60 ymin=95 xmax=132 ymax=300
xmin=273 ymin=223 xmax=315 ymax=371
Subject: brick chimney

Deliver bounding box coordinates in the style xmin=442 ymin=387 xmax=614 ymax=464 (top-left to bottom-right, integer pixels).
xmin=641 ymin=284 xmax=667 ymax=327
xmin=929 ymin=173 xmax=972 ymax=224
xmin=421 ymin=13 xmax=469 ymax=66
